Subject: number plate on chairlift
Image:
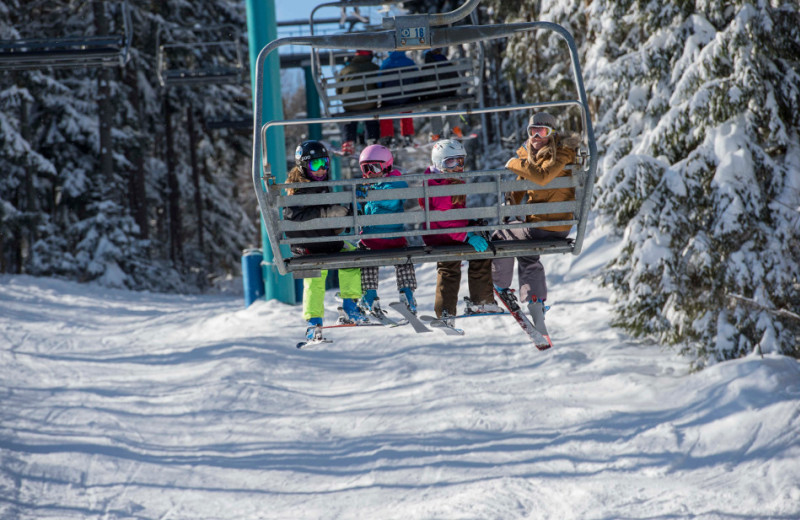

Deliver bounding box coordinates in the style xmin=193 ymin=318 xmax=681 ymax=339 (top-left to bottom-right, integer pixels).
xmin=394 ymin=16 xmax=430 ymax=50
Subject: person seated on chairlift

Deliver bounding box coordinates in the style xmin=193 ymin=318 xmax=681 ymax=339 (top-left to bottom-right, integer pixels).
xmin=284 ymin=140 xmax=369 ymax=341
xmin=355 ymin=144 xmax=418 ymax=316
xmin=378 ymin=50 xmax=417 ymax=147
xmin=491 ymin=111 xmax=579 ymax=326
xmin=337 ymin=49 xmax=380 ymax=156
xmin=419 ymin=139 xmax=502 ymax=326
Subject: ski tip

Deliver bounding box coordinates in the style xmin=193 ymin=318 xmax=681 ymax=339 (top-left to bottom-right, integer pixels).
xmin=535 ymin=336 xmax=553 ymax=351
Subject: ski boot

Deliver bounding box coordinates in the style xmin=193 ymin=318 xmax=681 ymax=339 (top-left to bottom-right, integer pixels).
xmin=463 ymin=296 xmax=503 ymax=315
xmin=526 ymin=296 xmax=551 ymax=337
xmin=338 ymin=298 xmax=369 ymax=325
xmin=399 ymin=287 xmax=417 ymax=315
xmin=359 ymin=289 xmax=379 ymax=313
xmin=493 ymin=286 xmax=516 ymax=310
xmin=360 ymin=289 xmax=390 ymax=321
xmin=440 ymin=310 xmax=455 ymax=328
xmin=305 ymin=317 xmax=323 ymax=341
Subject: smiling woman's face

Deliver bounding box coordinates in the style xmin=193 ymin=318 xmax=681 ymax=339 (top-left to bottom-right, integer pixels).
xmin=529 ymin=133 xmax=551 ymax=151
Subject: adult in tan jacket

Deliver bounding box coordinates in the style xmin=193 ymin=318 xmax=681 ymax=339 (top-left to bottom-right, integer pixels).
xmin=492 ymin=112 xmax=578 ymax=308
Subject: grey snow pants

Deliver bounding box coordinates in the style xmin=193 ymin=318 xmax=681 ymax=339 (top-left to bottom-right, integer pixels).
xmin=491 ymin=225 xmax=569 ymax=303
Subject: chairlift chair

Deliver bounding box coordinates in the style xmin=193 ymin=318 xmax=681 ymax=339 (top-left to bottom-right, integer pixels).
xmin=156 ymin=25 xmax=245 ymax=88
xmin=252 ymin=0 xmax=598 ymax=278
xmin=308 ymin=0 xmax=481 ymax=118
xmin=0 ymin=0 xmax=132 ymax=71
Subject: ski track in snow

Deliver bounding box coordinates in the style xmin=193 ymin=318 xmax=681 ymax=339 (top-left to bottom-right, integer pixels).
xmin=1 ymin=229 xmax=799 ymax=519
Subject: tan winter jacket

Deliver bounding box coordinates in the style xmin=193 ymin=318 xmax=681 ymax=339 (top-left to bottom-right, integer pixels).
xmin=505 ymin=135 xmax=578 ymax=233
xmin=336 ymin=54 xmax=380 ymax=112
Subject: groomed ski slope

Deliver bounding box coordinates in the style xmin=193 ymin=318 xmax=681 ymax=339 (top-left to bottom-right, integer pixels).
xmin=1 ymin=224 xmax=799 ymax=519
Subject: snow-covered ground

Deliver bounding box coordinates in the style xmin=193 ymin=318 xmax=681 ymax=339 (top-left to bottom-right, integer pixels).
xmin=1 ymin=225 xmax=799 ymax=519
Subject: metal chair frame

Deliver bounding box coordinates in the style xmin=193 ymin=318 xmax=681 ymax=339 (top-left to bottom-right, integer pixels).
xmin=0 ymin=0 xmax=132 ymax=71
xmin=156 ymin=25 xmax=245 ymax=88
xmin=308 ymin=0 xmax=483 ymax=118
xmin=252 ymin=0 xmax=597 ymax=278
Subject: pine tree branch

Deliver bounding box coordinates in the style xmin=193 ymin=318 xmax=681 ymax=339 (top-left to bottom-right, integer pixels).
xmin=728 ymin=294 xmax=800 ymax=322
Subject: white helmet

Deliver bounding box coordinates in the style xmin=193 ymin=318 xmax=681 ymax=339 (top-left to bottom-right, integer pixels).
xmin=431 ymin=139 xmax=466 ymax=170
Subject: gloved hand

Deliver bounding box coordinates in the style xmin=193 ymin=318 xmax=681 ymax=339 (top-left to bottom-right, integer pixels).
xmin=324 ymin=205 xmax=350 ymax=235
xmin=324 ymin=205 xmax=349 ymax=218
xmin=500 ymin=200 xmax=523 ymax=224
xmin=466 ymin=232 xmax=488 ymax=252
xmin=356 ymin=185 xmax=369 ymax=199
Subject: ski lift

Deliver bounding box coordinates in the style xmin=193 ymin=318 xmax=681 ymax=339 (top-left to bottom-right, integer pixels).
xmin=252 ymin=0 xmax=598 ymax=278
xmin=0 ymin=0 xmax=132 ymax=71
xmin=309 ymin=1 xmax=480 ymax=117
xmin=156 ymin=25 xmax=245 ymax=88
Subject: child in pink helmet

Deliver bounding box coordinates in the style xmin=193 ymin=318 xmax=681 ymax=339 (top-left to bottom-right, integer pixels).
xmin=356 ymin=144 xmax=418 ymax=315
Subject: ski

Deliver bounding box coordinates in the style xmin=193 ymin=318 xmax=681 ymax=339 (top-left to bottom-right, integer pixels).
xmin=493 ymin=288 xmax=552 ymax=350
xmin=527 ymin=300 xmax=552 ymax=348
xmin=322 ymin=322 xmax=384 ymax=329
xmin=388 ymin=301 xmax=433 ymax=333
xmin=296 ymin=337 xmax=333 ymax=349
xmin=419 ymin=311 xmax=506 ymax=321
xmin=360 ymin=300 xmax=404 ymax=327
xmin=419 ymin=315 xmax=465 ymax=336
xmin=296 ymin=324 xmax=332 ymax=349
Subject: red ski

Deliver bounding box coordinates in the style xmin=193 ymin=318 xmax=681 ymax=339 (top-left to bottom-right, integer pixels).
xmin=493 ymin=288 xmax=552 ymax=350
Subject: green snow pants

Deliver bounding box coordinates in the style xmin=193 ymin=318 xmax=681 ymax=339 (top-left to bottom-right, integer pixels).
xmin=302 ymin=244 xmax=362 ymax=321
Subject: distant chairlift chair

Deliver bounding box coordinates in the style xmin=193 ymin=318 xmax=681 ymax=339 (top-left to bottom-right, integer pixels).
xmin=156 ymin=25 xmax=245 ymax=88
xmin=309 ymin=0 xmax=481 ymax=118
xmin=0 ymin=0 xmax=132 ymax=70
xmin=252 ymin=0 xmax=598 ymax=279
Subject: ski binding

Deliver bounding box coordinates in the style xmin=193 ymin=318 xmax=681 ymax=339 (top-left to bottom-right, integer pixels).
xmin=419 ymin=315 xmax=465 ymax=336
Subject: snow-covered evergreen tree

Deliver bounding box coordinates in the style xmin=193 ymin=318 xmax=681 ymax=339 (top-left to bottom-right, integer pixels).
xmin=584 ymin=0 xmax=800 ymax=364
xmin=0 ymin=0 xmax=255 ymax=291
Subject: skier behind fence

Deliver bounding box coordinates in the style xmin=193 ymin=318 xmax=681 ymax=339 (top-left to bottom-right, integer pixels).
xmin=491 ymin=111 xmax=579 ymax=327
xmin=419 ymin=139 xmax=502 ymax=326
xmin=355 ymin=144 xmax=418 ymax=317
xmin=283 ymin=140 xmax=369 ymax=342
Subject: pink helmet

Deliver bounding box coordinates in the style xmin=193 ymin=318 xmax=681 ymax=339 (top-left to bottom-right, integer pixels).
xmin=358 ymin=144 xmax=394 ymax=178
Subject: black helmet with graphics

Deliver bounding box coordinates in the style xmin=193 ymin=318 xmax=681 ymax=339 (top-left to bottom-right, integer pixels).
xmin=295 ymin=140 xmax=330 ymax=180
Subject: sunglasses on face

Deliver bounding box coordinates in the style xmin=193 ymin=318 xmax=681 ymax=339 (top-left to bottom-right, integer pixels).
xmin=360 ymin=162 xmax=385 ymax=177
xmin=527 ymin=125 xmax=554 ymax=138
xmin=442 ymin=156 xmax=465 ymax=169
xmin=308 ymin=157 xmax=330 ymax=172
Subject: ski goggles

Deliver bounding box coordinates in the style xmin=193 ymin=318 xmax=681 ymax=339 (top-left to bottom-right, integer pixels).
xmin=527 ymin=125 xmax=554 ymax=138
xmin=308 ymin=156 xmax=330 ymax=172
xmin=442 ymin=156 xmax=465 ymax=169
xmin=360 ymin=162 xmax=386 ymax=177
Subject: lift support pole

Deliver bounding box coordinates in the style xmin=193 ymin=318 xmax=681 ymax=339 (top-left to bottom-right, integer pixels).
xmin=245 ymin=0 xmax=297 ymax=305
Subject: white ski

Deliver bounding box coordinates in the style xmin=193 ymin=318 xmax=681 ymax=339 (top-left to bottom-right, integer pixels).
xmin=419 ymin=315 xmax=465 ymax=336
xmin=388 ymin=301 xmax=433 ymax=334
